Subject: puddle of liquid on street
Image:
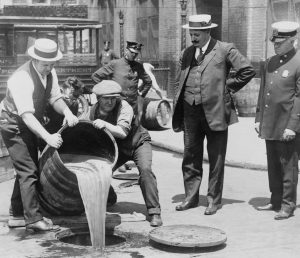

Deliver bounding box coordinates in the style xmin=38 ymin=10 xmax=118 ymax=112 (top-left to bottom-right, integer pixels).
xmin=58 ymin=232 xmax=126 ymax=247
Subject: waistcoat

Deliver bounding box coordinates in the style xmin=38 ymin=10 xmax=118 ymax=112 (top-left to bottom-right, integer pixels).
xmin=184 ymin=57 xmax=203 ymax=105
xmin=3 ymin=60 xmax=53 ymax=123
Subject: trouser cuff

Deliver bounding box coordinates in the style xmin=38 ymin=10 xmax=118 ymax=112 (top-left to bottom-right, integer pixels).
xmin=148 ymin=207 xmax=161 ymax=215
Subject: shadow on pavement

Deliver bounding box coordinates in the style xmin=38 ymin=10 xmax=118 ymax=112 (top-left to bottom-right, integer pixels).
xmin=149 ymin=240 xmax=227 ymax=254
xmin=249 ymin=197 xmax=300 ymax=209
xmin=248 ymin=197 xmax=271 ymax=210
xmin=172 ymin=194 xmax=244 ymax=207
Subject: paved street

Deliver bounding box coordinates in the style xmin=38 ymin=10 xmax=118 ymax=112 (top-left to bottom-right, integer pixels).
xmin=0 ymin=147 xmax=300 ymax=257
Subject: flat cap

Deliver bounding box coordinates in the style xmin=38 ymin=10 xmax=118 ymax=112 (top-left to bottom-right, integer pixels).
xmin=126 ymin=41 xmax=143 ymax=53
xmin=270 ymin=21 xmax=300 ymax=42
xmin=92 ymin=80 xmax=122 ymax=97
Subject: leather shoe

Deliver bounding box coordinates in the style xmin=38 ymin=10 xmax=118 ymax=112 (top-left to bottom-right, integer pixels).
xmin=274 ymin=209 xmax=294 ymax=220
xmin=175 ymin=201 xmax=198 ymax=211
xmin=26 ymin=219 xmax=60 ymax=232
xmin=150 ymin=214 xmax=163 ymax=227
xmin=256 ymin=203 xmax=279 ymax=211
xmin=204 ymin=203 xmax=219 ymax=215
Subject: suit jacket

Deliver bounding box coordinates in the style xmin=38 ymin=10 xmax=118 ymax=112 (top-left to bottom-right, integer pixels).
xmin=255 ymin=48 xmax=300 ymax=140
xmin=172 ymin=38 xmax=255 ymax=132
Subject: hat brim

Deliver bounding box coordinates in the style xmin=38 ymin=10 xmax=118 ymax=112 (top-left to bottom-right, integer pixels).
xmin=182 ymin=23 xmax=218 ymax=30
xmin=270 ymin=36 xmax=289 ymax=43
xmin=97 ymin=93 xmax=121 ymax=97
xmin=128 ymin=47 xmax=140 ymax=53
xmin=28 ymin=46 xmax=63 ymax=62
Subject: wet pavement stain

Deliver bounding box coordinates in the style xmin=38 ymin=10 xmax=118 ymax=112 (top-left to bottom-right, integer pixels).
xmin=129 ymin=251 xmax=145 ymax=258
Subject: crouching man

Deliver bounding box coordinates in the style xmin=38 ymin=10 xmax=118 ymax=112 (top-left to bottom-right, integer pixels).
xmin=86 ymin=80 xmax=162 ymax=227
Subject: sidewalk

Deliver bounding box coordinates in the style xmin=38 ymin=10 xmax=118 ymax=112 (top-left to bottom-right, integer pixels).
xmin=149 ymin=116 xmax=268 ymax=171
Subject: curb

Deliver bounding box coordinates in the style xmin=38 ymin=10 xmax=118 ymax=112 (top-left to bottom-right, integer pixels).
xmin=151 ymin=140 xmax=268 ymax=171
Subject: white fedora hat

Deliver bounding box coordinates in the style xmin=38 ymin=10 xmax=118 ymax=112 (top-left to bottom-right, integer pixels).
xmin=182 ymin=14 xmax=218 ymax=30
xmin=28 ymin=38 xmax=63 ymax=62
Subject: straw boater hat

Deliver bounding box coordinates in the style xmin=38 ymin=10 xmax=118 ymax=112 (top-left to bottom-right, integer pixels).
xmin=28 ymin=38 xmax=63 ymax=62
xmin=182 ymin=14 xmax=218 ymax=30
xmin=92 ymin=80 xmax=122 ymax=97
xmin=270 ymin=21 xmax=300 ymax=42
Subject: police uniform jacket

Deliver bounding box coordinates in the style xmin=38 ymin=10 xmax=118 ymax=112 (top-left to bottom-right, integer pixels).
xmin=172 ymin=38 xmax=255 ymax=132
xmin=255 ymin=48 xmax=300 ymax=140
xmin=91 ymin=57 xmax=152 ymax=113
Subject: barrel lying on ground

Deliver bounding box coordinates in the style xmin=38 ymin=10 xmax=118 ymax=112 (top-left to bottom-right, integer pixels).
xmin=38 ymin=120 xmax=118 ymax=216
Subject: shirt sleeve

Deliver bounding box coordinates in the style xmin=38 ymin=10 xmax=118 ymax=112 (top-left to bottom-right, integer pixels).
xmin=116 ymin=100 xmax=133 ymax=135
xmin=48 ymin=68 xmax=63 ymax=105
xmin=7 ymin=70 xmax=35 ymax=116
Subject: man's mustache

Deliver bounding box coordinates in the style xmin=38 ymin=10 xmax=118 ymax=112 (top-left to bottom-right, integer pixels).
xmin=192 ymin=41 xmax=199 ymax=44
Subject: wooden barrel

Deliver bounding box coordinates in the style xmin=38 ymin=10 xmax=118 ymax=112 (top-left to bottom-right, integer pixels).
xmin=235 ymin=78 xmax=260 ymax=117
xmin=141 ymin=98 xmax=172 ymax=130
xmin=38 ymin=120 xmax=118 ymax=216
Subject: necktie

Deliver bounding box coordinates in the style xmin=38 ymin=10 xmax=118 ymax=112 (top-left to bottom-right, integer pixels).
xmin=197 ymin=48 xmax=203 ymax=63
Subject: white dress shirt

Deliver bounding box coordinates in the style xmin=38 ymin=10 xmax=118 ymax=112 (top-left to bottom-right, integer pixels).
xmin=195 ymin=37 xmax=211 ymax=60
xmin=4 ymin=62 xmax=62 ymax=116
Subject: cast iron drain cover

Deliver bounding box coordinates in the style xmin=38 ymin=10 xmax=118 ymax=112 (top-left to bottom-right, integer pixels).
xmin=149 ymin=225 xmax=227 ymax=248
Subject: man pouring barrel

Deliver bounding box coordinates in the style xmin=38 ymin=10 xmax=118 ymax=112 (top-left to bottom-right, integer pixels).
xmin=86 ymin=80 xmax=163 ymax=227
xmin=0 ymin=38 xmax=79 ymax=232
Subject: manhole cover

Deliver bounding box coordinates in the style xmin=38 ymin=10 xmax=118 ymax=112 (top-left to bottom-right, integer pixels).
xmin=149 ymin=225 xmax=227 ymax=248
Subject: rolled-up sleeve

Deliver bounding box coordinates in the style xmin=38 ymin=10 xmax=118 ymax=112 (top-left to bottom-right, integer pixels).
xmin=117 ymin=100 xmax=134 ymax=135
xmin=7 ymin=71 xmax=35 ymax=116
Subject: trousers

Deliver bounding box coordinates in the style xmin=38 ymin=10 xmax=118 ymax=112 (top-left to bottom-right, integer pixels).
xmin=182 ymin=101 xmax=228 ymax=205
xmin=0 ymin=112 xmax=43 ymax=225
xmin=113 ymin=141 xmax=161 ymax=215
xmin=265 ymin=139 xmax=299 ymax=211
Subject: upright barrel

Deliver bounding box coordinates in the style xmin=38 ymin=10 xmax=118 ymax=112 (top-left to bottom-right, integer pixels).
xmin=141 ymin=98 xmax=172 ymax=130
xmin=235 ymin=78 xmax=260 ymax=117
xmin=38 ymin=120 xmax=118 ymax=216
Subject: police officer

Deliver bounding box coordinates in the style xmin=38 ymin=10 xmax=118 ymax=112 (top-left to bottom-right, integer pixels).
xmin=91 ymin=41 xmax=153 ymax=117
xmin=255 ymin=21 xmax=300 ymax=220
xmin=99 ymin=41 xmax=118 ymax=67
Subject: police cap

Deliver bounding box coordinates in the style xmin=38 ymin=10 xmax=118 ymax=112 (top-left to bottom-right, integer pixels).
xmin=126 ymin=41 xmax=143 ymax=53
xmin=270 ymin=21 xmax=300 ymax=42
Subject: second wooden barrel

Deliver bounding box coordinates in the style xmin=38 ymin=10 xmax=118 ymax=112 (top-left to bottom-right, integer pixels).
xmin=235 ymin=78 xmax=260 ymax=117
xmin=38 ymin=120 xmax=118 ymax=216
xmin=141 ymin=98 xmax=172 ymax=130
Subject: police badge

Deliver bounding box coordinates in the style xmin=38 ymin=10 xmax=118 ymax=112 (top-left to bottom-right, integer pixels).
xmin=282 ymin=70 xmax=289 ymax=78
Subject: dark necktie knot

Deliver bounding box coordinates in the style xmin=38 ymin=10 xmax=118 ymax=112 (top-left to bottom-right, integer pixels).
xmin=197 ymin=48 xmax=203 ymax=63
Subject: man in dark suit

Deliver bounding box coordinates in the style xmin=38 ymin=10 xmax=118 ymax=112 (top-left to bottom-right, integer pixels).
xmin=255 ymin=21 xmax=300 ymax=220
xmin=173 ymin=14 xmax=255 ymax=215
